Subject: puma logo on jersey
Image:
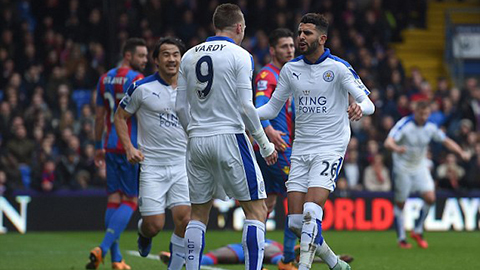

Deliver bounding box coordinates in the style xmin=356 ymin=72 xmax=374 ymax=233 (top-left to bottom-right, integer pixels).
xmin=293 ymin=72 xmax=301 ymax=80
xmin=152 ymin=92 xmax=160 ymax=98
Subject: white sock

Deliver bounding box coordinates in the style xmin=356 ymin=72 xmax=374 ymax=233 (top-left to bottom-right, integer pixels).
xmin=168 ymin=233 xmax=186 ymax=270
xmin=185 ymin=220 xmax=206 ymax=270
xmin=414 ymin=203 xmax=431 ymax=234
xmin=137 ymin=219 xmax=148 ymax=237
xmin=288 ymin=214 xmax=303 ymax=238
xmin=394 ymin=205 xmax=406 ymax=241
xmin=316 ymin=240 xmax=338 ymax=268
xmin=242 ymin=219 xmax=265 ymax=270
xmin=298 ymin=202 xmax=323 ymax=270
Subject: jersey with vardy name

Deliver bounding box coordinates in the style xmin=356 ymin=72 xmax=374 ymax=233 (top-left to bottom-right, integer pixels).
xmin=255 ymin=63 xmax=294 ymax=146
xmin=388 ymin=115 xmax=446 ymax=171
xmin=178 ymin=36 xmax=254 ymax=137
xmin=96 ymin=67 xmax=144 ymax=152
xmin=119 ymin=73 xmax=187 ymax=165
xmin=271 ymin=48 xmax=370 ymax=156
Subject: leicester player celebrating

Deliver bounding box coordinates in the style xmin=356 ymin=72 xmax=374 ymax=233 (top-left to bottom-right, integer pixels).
xmin=115 ymin=37 xmax=191 ymax=270
xmin=254 ymin=28 xmax=297 ymax=270
xmin=257 ymin=13 xmax=375 ymax=270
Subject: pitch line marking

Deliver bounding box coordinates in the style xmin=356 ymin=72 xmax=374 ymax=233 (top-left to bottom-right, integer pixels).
xmin=125 ymin=250 xmax=231 ymax=270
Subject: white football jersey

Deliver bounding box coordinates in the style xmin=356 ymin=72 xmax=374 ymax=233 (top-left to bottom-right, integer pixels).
xmin=178 ymin=36 xmax=253 ymax=137
xmin=119 ymin=73 xmax=187 ymax=165
xmin=271 ymin=48 xmax=370 ymax=156
xmin=388 ymin=115 xmax=446 ymax=171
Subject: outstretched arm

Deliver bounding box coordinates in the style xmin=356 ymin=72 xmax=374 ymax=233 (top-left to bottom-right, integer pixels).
xmin=256 ymin=68 xmax=291 ymax=120
xmin=443 ymin=137 xmax=470 ymax=161
xmin=238 ymin=87 xmax=277 ymax=165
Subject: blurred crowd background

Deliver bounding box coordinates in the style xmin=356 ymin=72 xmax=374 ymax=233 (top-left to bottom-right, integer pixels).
xmin=0 ymin=0 xmax=479 ymax=196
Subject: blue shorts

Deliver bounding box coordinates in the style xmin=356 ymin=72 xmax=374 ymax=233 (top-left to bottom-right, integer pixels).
xmin=105 ymin=152 xmax=139 ymax=197
xmin=255 ymin=147 xmax=291 ymax=196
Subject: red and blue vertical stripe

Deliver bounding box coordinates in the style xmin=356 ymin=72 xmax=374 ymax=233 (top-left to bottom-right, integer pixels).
xmin=96 ymin=67 xmax=143 ymax=152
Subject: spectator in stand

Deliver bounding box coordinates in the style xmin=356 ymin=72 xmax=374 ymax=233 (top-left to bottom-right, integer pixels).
xmin=363 ymin=153 xmax=391 ymax=192
xmin=343 ymin=150 xmax=361 ymax=190
xmin=39 ymin=159 xmax=56 ymax=192
xmin=461 ymin=85 xmax=480 ymax=131
xmin=56 ymin=148 xmax=82 ymax=190
xmin=0 ymin=170 xmax=7 ymax=196
xmin=465 ymin=143 xmax=480 ymax=190
xmin=437 ymin=153 xmax=466 ymax=191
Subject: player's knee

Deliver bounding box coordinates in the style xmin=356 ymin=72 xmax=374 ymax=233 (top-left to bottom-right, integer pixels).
xmin=266 ymin=200 xmax=276 ymax=214
xmin=303 ymin=202 xmax=323 ymax=221
xmin=424 ymin=196 xmax=435 ymax=205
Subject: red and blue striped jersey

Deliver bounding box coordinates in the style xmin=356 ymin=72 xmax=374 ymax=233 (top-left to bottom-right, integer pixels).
xmin=254 ymin=63 xmax=294 ymax=145
xmin=96 ymin=67 xmax=144 ymax=153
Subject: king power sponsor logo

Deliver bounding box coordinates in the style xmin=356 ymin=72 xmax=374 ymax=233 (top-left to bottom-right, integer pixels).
xmin=0 ymin=196 xmax=31 ymax=234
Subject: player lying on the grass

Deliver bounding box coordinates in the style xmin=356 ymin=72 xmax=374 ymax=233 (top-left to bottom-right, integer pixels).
xmin=159 ymin=239 xmax=353 ymax=266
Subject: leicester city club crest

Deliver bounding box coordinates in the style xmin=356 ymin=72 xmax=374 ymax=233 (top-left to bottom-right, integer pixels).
xmin=323 ymin=70 xmax=334 ymax=82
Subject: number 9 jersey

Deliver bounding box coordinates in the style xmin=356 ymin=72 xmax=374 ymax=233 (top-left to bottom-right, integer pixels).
xmin=177 ymin=36 xmax=254 ymax=137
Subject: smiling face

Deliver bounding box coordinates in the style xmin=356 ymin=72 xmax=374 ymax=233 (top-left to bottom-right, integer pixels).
xmin=155 ymin=43 xmax=181 ymax=77
xmin=297 ymin=23 xmax=326 ymax=56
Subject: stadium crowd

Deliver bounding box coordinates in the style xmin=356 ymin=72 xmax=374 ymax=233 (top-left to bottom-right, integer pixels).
xmin=0 ymin=0 xmax=479 ymax=196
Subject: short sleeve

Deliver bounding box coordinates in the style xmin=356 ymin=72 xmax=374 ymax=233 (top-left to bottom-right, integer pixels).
xmin=96 ymin=75 xmax=105 ymax=106
xmin=119 ymin=82 xmax=141 ymax=114
xmin=388 ymin=117 xmax=409 ymax=142
xmin=431 ymin=124 xmax=447 ymax=143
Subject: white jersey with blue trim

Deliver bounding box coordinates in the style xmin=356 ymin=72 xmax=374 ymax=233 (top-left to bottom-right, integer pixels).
xmin=388 ymin=115 xmax=446 ymax=171
xmin=178 ymin=36 xmax=254 ymax=137
xmin=119 ymin=72 xmax=187 ymax=165
xmin=268 ymin=48 xmax=371 ymax=156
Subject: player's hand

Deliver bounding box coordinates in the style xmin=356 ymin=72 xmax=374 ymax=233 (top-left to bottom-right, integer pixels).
xmin=347 ymin=103 xmax=363 ymax=121
xmin=264 ymin=149 xmax=278 ymax=166
xmin=396 ymin=146 xmax=407 ymax=154
xmin=259 ymin=142 xmax=277 ymax=165
xmin=94 ymin=149 xmax=106 ymax=168
xmin=265 ymin=125 xmax=288 ymax=152
xmin=126 ymin=147 xmax=144 ymax=164
xmin=460 ymin=151 xmax=471 ymax=161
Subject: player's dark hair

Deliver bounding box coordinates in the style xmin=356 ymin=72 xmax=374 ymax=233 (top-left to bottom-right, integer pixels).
xmin=152 ymin=37 xmax=186 ymax=59
xmin=416 ymin=100 xmax=431 ymax=111
xmin=300 ymin=13 xmax=329 ymax=35
xmin=213 ymin=3 xmax=243 ymax=30
xmin=122 ymin=38 xmax=147 ymax=56
xmin=269 ymin=28 xmax=294 ymax=47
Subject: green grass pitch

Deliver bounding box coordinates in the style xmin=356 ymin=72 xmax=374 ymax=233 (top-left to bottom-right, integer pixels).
xmin=0 ymin=230 xmax=479 ymax=270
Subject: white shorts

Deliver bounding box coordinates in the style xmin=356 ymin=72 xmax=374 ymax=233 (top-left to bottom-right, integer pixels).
xmin=138 ymin=163 xmax=190 ymax=216
xmin=187 ymin=133 xmax=266 ymax=204
xmin=286 ymin=153 xmax=344 ymax=193
xmin=394 ymin=166 xmax=434 ymax=203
